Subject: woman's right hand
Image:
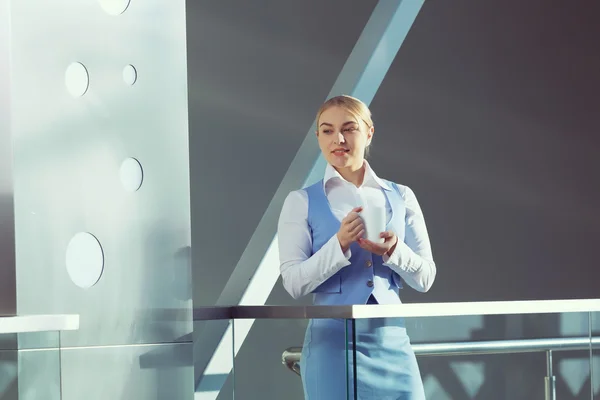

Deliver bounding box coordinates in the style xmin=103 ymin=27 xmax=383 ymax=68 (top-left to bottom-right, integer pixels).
xmin=336 ymin=206 xmax=365 ymax=253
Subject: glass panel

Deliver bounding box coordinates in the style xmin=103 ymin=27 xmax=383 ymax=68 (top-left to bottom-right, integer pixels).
xmin=191 ymin=304 xmax=599 ymax=399
xmin=551 ymin=312 xmax=592 ymax=400
xmin=230 ymin=317 xmax=354 ymax=400
xmin=17 ymin=346 xmax=61 ymax=400
xmin=231 ymin=318 xmax=303 ymax=400
xmin=345 ymin=319 xmax=356 ymax=400
xmin=0 ymin=333 xmax=18 ymax=399
xmin=18 ymin=330 xmax=60 ymax=351
xmin=0 ymin=331 xmax=62 ymax=400
xmin=346 ymin=311 xmax=593 ymax=400
xmin=193 ymin=318 xmax=234 ymax=400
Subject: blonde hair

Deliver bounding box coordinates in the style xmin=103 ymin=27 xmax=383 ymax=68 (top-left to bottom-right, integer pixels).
xmin=316 ymin=95 xmax=374 ymax=157
xmin=316 ymin=95 xmax=373 ymax=129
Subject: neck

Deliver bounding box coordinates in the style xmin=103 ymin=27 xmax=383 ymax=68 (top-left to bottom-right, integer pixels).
xmin=335 ymin=162 xmax=366 ymax=187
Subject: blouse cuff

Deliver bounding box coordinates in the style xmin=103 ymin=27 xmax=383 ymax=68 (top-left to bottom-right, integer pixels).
xmin=324 ymin=235 xmax=352 ymax=273
xmin=382 ymin=241 xmax=417 ymax=272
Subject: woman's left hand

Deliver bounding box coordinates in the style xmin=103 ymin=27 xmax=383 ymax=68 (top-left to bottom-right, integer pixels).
xmin=358 ymin=231 xmax=398 ymax=257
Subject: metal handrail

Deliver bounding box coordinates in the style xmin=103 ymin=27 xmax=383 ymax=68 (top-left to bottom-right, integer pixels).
xmin=194 ymin=299 xmax=600 ymax=321
xmin=282 ymin=336 xmax=599 ymax=400
xmin=412 ymin=336 xmax=599 ymax=356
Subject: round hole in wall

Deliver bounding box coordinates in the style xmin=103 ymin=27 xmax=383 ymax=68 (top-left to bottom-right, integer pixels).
xmin=66 ymin=232 xmax=104 ymax=289
xmin=123 ymin=65 xmax=137 ymax=86
xmin=65 ymin=62 xmax=89 ymax=98
xmin=120 ymin=157 xmax=143 ymax=192
xmin=99 ymin=0 xmax=131 ymax=15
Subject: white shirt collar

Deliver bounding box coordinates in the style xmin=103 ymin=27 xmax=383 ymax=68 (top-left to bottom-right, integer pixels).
xmin=323 ymin=160 xmax=392 ymax=191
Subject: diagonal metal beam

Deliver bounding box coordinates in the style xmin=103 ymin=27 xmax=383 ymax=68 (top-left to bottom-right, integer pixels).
xmin=194 ymin=0 xmax=425 ymax=396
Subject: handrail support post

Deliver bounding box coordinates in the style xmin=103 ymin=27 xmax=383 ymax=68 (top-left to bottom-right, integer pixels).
xmin=545 ymin=350 xmax=556 ymax=400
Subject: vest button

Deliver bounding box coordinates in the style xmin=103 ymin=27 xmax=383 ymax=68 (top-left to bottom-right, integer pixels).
xmin=365 ymin=260 xmax=372 ymax=268
xmin=367 ymin=280 xmax=374 ymax=287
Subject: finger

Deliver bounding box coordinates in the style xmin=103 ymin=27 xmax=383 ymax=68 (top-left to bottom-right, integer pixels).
xmin=358 ymin=240 xmax=377 ymax=253
xmin=357 ymin=238 xmax=370 ymax=248
xmin=360 ymin=238 xmax=386 ymax=252
xmin=344 ymin=207 xmax=363 ymax=223
xmin=349 ymin=224 xmax=365 ymax=240
xmin=347 ymin=220 xmax=365 ymax=235
xmin=352 ymin=229 xmax=365 ymax=241
xmin=380 ymin=231 xmax=393 ymax=238
xmin=345 ymin=212 xmax=362 ymax=225
xmin=358 ymin=237 xmax=372 ymax=247
xmin=347 ymin=218 xmax=364 ymax=232
xmin=358 ymin=241 xmax=369 ymax=251
xmin=343 ymin=215 xmax=362 ymax=231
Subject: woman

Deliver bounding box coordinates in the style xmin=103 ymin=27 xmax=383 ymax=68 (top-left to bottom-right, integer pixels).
xmin=278 ymin=95 xmax=436 ymax=399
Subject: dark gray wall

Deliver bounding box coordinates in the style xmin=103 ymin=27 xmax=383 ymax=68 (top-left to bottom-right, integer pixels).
xmin=187 ymin=1 xmax=600 ymax=399
xmin=188 ymin=0 xmax=378 ymax=308
xmin=371 ymin=0 xmax=600 ymax=304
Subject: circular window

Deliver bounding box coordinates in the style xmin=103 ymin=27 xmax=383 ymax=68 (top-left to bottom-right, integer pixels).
xmin=98 ymin=0 xmax=131 ymax=15
xmin=65 ymin=62 xmax=89 ymax=97
xmin=66 ymin=232 xmax=105 ymax=289
xmin=120 ymin=157 xmax=144 ymax=192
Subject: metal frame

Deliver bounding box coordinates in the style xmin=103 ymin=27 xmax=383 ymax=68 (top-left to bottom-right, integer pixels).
xmin=194 ymin=1 xmax=426 ymax=397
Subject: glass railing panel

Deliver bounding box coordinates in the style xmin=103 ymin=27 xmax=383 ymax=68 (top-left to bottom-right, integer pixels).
xmin=230 ymin=317 xmax=349 ymax=400
xmin=191 ymin=301 xmax=600 ymax=400
xmin=193 ymin=316 xmax=235 ymax=400
xmin=346 ymin=309 xmax=595 ymax=400
xmin=0 ymin=330 xmax=62 ymax=400
xmin=548 ymin=310 xmax=593 ymax=400
xmin=0 ymin=332 xmax=19 ymax=400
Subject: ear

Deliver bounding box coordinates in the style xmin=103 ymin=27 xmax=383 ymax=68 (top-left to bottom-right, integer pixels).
xmin=315 ymin=130 xmax=319 ymax=138
xmin=366 ymin=125 xmax=374 ymax=146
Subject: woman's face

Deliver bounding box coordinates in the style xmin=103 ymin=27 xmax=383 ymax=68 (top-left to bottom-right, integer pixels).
xmin=316 ymin=106 xmax=373 ymax=170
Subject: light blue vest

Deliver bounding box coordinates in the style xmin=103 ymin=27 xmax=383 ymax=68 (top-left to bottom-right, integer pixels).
xmin=305 ymin=179 xmax=407 ymax=306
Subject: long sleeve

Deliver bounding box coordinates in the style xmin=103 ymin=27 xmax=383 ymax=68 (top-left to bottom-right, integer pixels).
xmin=278 ymin=190 xmax=351 ymax=299
xmin=383 ymin=186 xmax=436 ymax=292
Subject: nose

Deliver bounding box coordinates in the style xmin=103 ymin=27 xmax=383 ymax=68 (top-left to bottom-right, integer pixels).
xmin=335 ymin=131 xmax=345 ymax=144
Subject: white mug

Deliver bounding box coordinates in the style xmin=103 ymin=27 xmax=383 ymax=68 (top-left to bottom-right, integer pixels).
xmin=361 ymin=205 xmax=386 ymax=244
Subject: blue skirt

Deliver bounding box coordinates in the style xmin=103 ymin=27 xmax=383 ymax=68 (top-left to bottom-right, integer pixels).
xmin=300 ymin=317 xmax=425 ymax=400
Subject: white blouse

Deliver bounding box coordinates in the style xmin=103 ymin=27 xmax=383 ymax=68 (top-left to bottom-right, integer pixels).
xmin=278 ymin=161 xmax=437 ymax=300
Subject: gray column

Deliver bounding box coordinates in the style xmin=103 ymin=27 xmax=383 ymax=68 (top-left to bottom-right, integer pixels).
xmin=1 ymin=2 xmax=20 ymax=398
xmin=0 ymin=0 xmax=16 ymax=318
xmin=9 ymin=0 xmax=193 ymax=399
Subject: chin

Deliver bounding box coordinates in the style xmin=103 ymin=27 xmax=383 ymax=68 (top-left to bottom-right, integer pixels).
xmin=329 ymin=157 xmax=353 ymax=169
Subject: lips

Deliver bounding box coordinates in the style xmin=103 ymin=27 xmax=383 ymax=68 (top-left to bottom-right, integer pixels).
xmin=331 ymin=148 xmax=349 ymax=155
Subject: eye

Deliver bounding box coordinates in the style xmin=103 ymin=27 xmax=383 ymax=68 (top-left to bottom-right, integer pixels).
xmin=322 ymin=129 xmax=333 ymax=134
xmin=343 ymin=126 xmax=357 ymax=133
